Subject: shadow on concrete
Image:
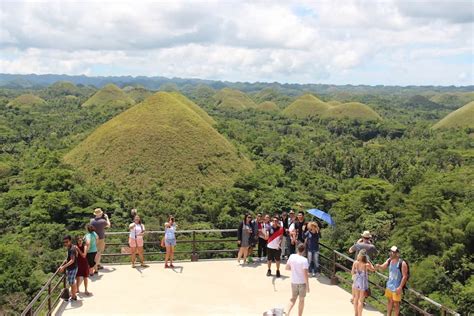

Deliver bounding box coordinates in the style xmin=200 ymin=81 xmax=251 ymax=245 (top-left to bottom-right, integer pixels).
xmin=172 ymin=266 xmax=184 ymax=274
xmin=54 ymin=299 xmax=84 ymax=315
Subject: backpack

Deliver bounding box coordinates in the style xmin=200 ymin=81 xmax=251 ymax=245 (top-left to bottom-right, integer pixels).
xmin=386 ymin=258 xmax=410 ymax=291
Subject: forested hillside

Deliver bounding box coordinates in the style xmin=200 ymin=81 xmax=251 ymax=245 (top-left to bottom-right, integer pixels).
xmin=0 ymin=80 xmax=473 ymax=314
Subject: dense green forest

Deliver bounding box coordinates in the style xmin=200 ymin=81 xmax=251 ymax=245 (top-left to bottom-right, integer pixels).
xmin=0 ymin=79 xmax=473 ymax=315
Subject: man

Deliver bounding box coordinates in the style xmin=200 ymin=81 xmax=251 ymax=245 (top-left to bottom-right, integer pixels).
xmin=349 ymin=230 xmax=378 ymax=260
xmin=59 ymin=235 xmax=78 ymax=301
xmin=90 ymin=208 xmax=111 ymax=271
xmin=288 ymin=210 xmax=296 ymax=255
xmin=265 ymin=216 xmax=284 ymax=277
xmin=376 ymin=246 xmax=408 ymax=316
xmin=286 ymin=243 xmax=310 ymax=316
xmin=294 ymin=211 xmax=307 ymax=244
xmin=257 ymin=214 xmax=270 ymax=261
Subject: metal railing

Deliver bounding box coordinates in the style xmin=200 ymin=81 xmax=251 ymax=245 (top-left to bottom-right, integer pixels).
xmin=22 ymin=229 xmax=459 ymax=316
xmin=21 ymin=261 xmax=66 ymax=316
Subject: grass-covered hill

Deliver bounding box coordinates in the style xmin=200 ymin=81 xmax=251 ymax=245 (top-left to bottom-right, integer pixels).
xmin=45 ymin=81 xmax=82 ymax=97
xmin=65 ymin=92 xmax=253 ymax=190
xmin=433 ymin=101 xmax=474 ymax=129
xmin=256 ymin=101 xmax=279 ymax=112
xmin=430 ymin=92 xmax=474 ymax=109
xmin=168 ymin=92 xmax=216 ymax=125
xmin=124 ymin=86 xmax=153 ymax=103
xmin=404 ymin=95 xmax=443 ymax=109
xmin=282 ymin=94 xmax=330 ymax=118
xmin=323 ymin=102 xmax=382 ymax=121
xmin=7 ymin=94 xmax=46 ymax=109
xmin=214 ymin=88 xmax=257 ymax=110
xmin=82 ymin=83 xmax=135 ymax=109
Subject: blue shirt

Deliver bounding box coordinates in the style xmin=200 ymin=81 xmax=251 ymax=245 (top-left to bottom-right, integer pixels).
xmin=304 ymin=230 xmax=320 ymax=252
xmin=387 ymin=259 xmax=403 ymax=291
xmin=165 ymin=224 xmax=176 ymax=240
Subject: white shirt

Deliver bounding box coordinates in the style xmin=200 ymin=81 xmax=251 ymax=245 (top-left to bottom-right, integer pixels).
xmin=287 ymin=254 xmax=309 ymax=284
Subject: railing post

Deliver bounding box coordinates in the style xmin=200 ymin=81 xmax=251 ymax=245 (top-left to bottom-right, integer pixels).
xmin=191 ymin=230 xmax=198 ymax=261
xmin=440 ymin=307 xmax=446 ymax=316
xmin=331 ymin=251 xmax=338 ymax=285
xmin=47 ymin=282 xmax=52 ymax=315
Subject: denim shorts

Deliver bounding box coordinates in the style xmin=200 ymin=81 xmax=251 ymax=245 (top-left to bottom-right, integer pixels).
xmin=165 ymin=238 xmax=176 ymax=247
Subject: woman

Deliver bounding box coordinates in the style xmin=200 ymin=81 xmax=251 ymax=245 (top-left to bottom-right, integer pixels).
xmin=351 ymin=249 xmax=375 ymax=316
xmin=237 ymin=214 xmax=253 ymax=264
xmin=129 ymin=215 xmax=147 ymax=268
xmin=75 ymin=236 xmax=91 ymax=295
xmin=304 ymin=221 xmax=321 ymax=277
xmin=164 ymin=215 xmax=177 ymax=268
xmin=84 ymin=224 xmax=98 ymax=275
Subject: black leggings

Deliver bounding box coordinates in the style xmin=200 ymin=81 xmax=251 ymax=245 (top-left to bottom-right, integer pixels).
xmin=258 ymin=238 xmax=267 ymax=257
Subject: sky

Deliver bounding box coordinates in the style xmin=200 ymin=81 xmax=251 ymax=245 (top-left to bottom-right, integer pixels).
xmin=0 ymin=0 xmax=473 ymax=86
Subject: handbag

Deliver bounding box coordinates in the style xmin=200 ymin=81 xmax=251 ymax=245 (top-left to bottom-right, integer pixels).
xmin=366 ymin=287 xmax=371 ymax=298
xmin=160 ymin=237 xmax=165 ymax=248
xmin=61 ymin=287 xmax=70 ymax=300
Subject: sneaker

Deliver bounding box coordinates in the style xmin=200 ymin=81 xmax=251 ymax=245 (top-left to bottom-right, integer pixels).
xmin=165 ymin=264 xmax=170 ymax=269
xmin=70 ymin=296 xmax=77 ymax=301
xmin=276 ymin=270 xmax=281 ymax=278
xmin=98 ymin=265 xmax=104 ymax=270
xmin=267 ymin=269 xmax=271 ymax=276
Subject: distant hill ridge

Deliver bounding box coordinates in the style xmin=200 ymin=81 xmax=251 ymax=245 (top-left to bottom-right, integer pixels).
xmin=65 ymin=91 xmax=253 ymax=190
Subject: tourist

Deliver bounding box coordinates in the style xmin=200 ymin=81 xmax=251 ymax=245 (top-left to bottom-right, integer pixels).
xmin=59 ymin=235 xmax=78 ymax=301
xmin=237 ymin=214 xmax=253 ymax=264
xmin=304 ymin=221 xmax=321 ymax=277
xmin=129 ymin=214 xmax=147 ymax=268
xmin=265 ymin=216 xmax=284 ymax=277
xmin=352 ymin=249 xmax=375 ymax=316
xmin=257 ymin=214 xmax=269 ymax=261
xmin=248 ymin=213 xmax=259 ymax=261
xmin=287 ymin=210 xmax=296 ymax=255
xmin=75 ymin=236 xmax=91 ymax=296
xmin=294 ymin=211 xmax=307 ymax=244
xmin=90 ymin=208 xmax=111 ymax=271
xmin=285 ymin=243 xmax=309 ymax=316
xmin=281 ymin=211 xmax=289 ymax=259
xmin=376 ymin=246 xmax=408 ymax=316
xmin=84 ymin=224 xmax=98 ymax=275
xmin=349 ymin=231 xmax=378 ymax=260
xmin=164 ymin=215 xmax=177 ymax=268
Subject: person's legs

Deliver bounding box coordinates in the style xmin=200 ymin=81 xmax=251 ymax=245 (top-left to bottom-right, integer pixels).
xmin=76 ymin=277 xmax=82 ymax=292
xmin=315 ymin=251 xmax=319 ymax=273
xmin=165 ymin=245 xmax=170 ymax=266
xmin=393 ymin=301 xmax=400 ymax=316
xmin=138 ymin=247 xmax=145 ymax=265
xmin=287 ymin=284 xmax=298 ymax=315
xmin=353 ymin=289 xmax=360 ymax=315
xmin=170 ymin=246 xmax=175 ymax=265
xmin=387 ymin=298 xmax=393 ymax=316
xmin=237 ymin=247 xmax=243 ymax=262
xmin=276 ymin=259 xmax=280 ymax=271
xmin=357 ymin=290 xmax=365 ymax=316
xmin=130 ymin=247 xmax=136 ymax=266
xmin=95 ymin=238 xmax=105 ymax=270
xmin=307 ymin=251 xmax=314 ymax=274
xmin=243 ymin=247 xmax=249 ymax=263
xmin=298 ymin=294 xmax=305 ymax=316
xmin=84 ymin=276 xmax=89 ymax=294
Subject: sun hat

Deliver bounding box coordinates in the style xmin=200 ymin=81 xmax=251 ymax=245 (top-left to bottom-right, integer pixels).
xmin=390 ymin=245 xmax=399 ymax=253
xmin=93 ymin=208 xmax=103 ymax=216
xmin=361 ymin=230 xmax=372 ymax=238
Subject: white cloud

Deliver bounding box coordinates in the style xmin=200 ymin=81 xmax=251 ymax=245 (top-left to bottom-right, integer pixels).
xmin=0 ymin=0 xmax=472 ymax=85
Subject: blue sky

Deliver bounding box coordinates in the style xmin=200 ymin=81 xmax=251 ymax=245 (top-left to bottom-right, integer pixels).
xmin=0 ymin=0 xmax=472 ymax=86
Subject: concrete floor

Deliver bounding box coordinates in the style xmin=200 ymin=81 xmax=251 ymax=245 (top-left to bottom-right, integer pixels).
xmin=55 ymin=260 xmax=382 ymax=316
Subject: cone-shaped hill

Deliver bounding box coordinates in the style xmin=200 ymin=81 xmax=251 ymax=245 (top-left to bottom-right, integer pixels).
xmin=214 ymin=88 xmax=257 ymax=110
xmin=282 ymin=94 xmax=330 ymax=118
xmin=7 ymin=94 xmax=46 ymax=109
xmin=256 ymin=101 xmax=279 ymax=112
xmin=65 ymin=92 xmax=253 ymax=190
xmin=168 ymin=92 xmax=216 ymax=125
xmin=125 ymin=86 xmax=153 ymax=103
xmin=82 ymin=84 xmax=135 ymax=109
xmin=433 ymin=101 xmax=474 ymax=129
xmin=46 ymin=81 xmax=81 ymax=96
xmin=323 ymin=102 xmax=382 ymax=121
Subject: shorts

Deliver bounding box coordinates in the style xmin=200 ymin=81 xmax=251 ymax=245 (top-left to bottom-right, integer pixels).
xmin=86 ymin=252 xmax=97 ymax=268
xmin=66 ymin=267 xmax=78 ymax=285
xmin=267 ymin=248 xmax=281 ymax=262
xmin=385 ymin=289 xmax=402 ymax=302
xmin=291 ymin=283 xmax=307 ymax=299
xmin=165 ymin=238 xmax=176 ymax=247
xmin=96 ymin=239 xmax=105 ymax=253
xmin=129 ymin=237 xmax=144 ymax=248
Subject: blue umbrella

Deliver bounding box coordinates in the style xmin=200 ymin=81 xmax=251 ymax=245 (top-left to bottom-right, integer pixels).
xmin=306 ymin=208 xmax=335 ymax=227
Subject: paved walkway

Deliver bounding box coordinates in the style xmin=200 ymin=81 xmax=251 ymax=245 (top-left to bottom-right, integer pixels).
xmin=55 ymin=260 xmax=382 ymax=316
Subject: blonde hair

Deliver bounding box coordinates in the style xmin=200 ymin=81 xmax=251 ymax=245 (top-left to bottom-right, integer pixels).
xmin=308 ymin=221 xmax=319 ymax=232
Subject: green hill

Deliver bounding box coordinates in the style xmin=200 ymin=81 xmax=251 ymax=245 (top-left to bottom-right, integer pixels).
xmin=433 ymin=101 xmax=474 ymax=129
xmin=430 ymin=92 xmax=474 ymax=109
xmin=125 ymin=86 xmax=153 ymax=103
xmin=7 ymin=94 xmax=46 ymax=109
xmin=46 ymin=81 xmax=81 ymax=96
xmin=404 ymin=95 xmax=443 ymax=109
xmin=65 ymin=92 xmax=253 ymax=190
xmin=214 ymin=88 xmax=257 ymax=110
xmin=169 ymin=92 xmax=216 ymax=125
xmin=82 ymin=84 xmax=135 ymax=109
xmin=327 ymin=100 xmax=343 ymax=106
xmin=256 ymin=101 xmax=279 ymax=112
xmin=282 ymin=94 xmax=330 ymax=118
xmin=323 ymin=102 xmax=382 ymax=121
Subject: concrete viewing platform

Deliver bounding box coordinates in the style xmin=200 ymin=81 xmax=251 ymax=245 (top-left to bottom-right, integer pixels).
xmin=55 ymin=260 xmax=383 ymax=316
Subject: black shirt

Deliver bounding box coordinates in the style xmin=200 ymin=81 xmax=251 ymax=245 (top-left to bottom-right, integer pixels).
xmin=294 ymin=221 xmax=306 ymax=242
xmin=66 ymin=246 xmax=78 ymax=271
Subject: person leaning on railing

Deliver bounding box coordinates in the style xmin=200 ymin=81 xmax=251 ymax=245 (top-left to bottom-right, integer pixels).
xmin=58 ymin=235 xmax=79 ymax=301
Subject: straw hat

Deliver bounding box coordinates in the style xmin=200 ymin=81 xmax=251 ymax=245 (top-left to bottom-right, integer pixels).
xmin=93 ymin=208 xmax=103 ymax=216
xmin=361 ymin=230 xmax=372 ymax=238
xmin=390 ymin=245 xmax=400 ymax=253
